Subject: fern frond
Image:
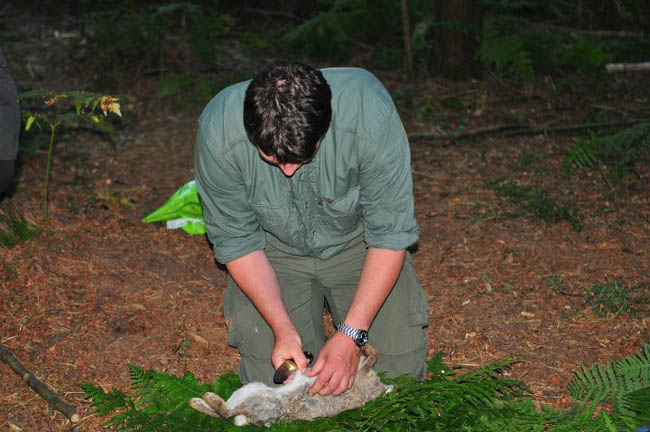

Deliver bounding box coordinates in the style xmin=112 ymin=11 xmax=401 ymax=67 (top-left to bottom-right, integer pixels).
xmin=564 ymin=122 xmax=650 ymax=181
xmin=83 ymin=346 xmax=650 ymax=431
xmin=567 ymin=344 xmax=650 ymax=429
xmin=622 ymin=387 xmax=650 ymax=420
xmin=476 ymin=35 xmax=534 ymax=78
xmin=617 ymin=344 xmax=650 ymax=391
xmin=78 ymin=382 xmax=133 ymax=416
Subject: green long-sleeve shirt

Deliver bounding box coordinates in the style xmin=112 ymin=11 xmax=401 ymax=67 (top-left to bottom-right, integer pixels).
xmin=194 ymin=67 xmax=418 ymax=264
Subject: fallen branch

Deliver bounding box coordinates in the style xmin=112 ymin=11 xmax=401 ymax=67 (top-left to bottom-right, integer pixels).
xmin=605 ymin=62 xmax=650 ymax=72
xmin=0 ymin=344 xmax=79 ymax=424
xmin=408 ymin=119 xmax=645 ymax=142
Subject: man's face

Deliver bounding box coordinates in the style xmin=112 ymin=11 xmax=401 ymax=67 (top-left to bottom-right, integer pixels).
xmin=257 ymin=150 xmax=303 ymax=177
xmin=257 ymin=138 xmax=322 ymax=178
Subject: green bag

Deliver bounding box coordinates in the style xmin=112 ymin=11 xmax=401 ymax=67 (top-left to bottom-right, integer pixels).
xmin=142 ymin=180 xmax=206 ymax=235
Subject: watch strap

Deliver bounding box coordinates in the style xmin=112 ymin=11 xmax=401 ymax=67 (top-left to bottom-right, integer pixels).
xmin=337 ymin=322 xmax=368 ymax=347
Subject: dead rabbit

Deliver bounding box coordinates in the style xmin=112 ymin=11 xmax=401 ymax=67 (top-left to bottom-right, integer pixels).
xmin=189 ymin=344 xmax=393 ymax=427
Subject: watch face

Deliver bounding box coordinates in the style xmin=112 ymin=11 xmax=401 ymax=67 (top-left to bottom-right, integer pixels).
xmin=356 ymin=330 xmax=369 ymax=347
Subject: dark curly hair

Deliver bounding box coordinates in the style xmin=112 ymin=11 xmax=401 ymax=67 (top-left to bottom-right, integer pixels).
xmin=243 ymin=59 xmax=332 ymax=164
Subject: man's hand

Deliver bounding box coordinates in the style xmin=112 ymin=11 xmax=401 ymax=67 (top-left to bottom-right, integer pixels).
xmin=271 ymin=325 xmax=309 ymax=372
xmin=306 ymin=332 xmax=361 ymax=396
xmin=225 ymin=251 xmax=309 ymax=376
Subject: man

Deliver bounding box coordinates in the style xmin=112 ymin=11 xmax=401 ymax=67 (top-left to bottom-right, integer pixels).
xmin=0 ymin=43 xmax=20 ymax=197
xmin=194 ymin=59 xmax=428 ymax=397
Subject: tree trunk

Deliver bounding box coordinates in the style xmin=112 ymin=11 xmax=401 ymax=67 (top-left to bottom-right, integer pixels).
xmin=435 ymin=0 xmax=483 ymax=77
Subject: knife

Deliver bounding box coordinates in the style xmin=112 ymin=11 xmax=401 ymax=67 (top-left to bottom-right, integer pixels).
xmin=272 ymin=351 xmax=313 ymax=384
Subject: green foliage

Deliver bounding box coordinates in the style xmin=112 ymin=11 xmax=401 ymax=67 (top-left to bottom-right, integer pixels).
xmin=475 ymin=0 xmax=647 ymax=81
xmin=0 ymin=208 xmax=42 ymax=249
xmin=88 ymin=3 xmax=236 ymax=85
xmin=282 ymin=0 xmax=434 ymax=64
xmin=20 ymin=89 xmax=123 ymax=223
xmin=489 ymin=179 xmax=582 ymax=231
xmin=153 ymin=71 xmax=249 ymax=109
xmin=370 ymin=46 xmax=405 ymax=71
xmin=18 ymin=127 xmax=51 ymax=157
xmin=82 ymin=354 xmax=528 ymax=431
xmin=584 ymin=281 xmax=650 ymax=317
xmin=410 ymin=101 xmax=438 ymax=122
xmin=282 ymin=8 xmax=355 ymax=60
xmin=79 ymin=364 xmax=242 ymax=431
xmin=155 ymin=73 xmax=193 ymax=99
xmin=438 ymin=96 xmax=466 ymax=111
xmin=20 ymin=90 xmax=122 ymax=143
xmin=327 ymin=354 xmax=531 ymax=431
xmin=564 ymin=122 xmax=650 ymax=183
xmin=567 ymin=344 xmax=650 ymax=430
xmin=83 ymin=348 xmax=650 ymax=431
xmin=561 ymin=39 xmax=612 ymax=71
xmin=475 ymin=34 xmax=534 ymax=79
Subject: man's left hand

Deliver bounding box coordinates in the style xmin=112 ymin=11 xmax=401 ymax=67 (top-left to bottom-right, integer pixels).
xmin=306 ymin=332 xmax=361 ymax=396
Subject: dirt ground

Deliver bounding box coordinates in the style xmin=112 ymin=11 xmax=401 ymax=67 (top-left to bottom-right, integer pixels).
xmin=1 ymin=11 xmax=649 ymax=432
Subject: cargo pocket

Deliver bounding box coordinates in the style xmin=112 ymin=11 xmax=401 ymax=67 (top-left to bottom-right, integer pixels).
xmin=405 ymin=254 xmax=429 ymax=328
xmin=223 ymin=278 xmax=243 ymax=349
xmin=223 ymin=277 xmax=274 ymax=359
xmin=367 ymin=252 xmax=428 ymax=357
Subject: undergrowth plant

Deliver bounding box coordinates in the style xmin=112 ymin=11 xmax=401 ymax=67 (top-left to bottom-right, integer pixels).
xmin=0 ymin=207 xmax=42 ymax=249
xmin=81 ymin=346 xmax=650 ymax=431
xmin=154 ymin=70 xmax=250 ymax=109
xmin=584 ymin=281 xmax=650 ymax=318
xmin=473 ymin=0 xmax=648 ymax=82
xmin=86 ymin=2 xmax=239 ymax=87
xmin=566 ymin=344 xmax=650 ymax=431
xmin=564 ymin=122 xmax=650 ymax=184
xmin=20 ymin=90 xmax=122 ymax=223
xmin=488 ymin=179 xmax=582 ymax=231
xmin=475 ymin=17 xmax=615 ymax=81
xmin=281 ymin=0 xmax=434 ymax=64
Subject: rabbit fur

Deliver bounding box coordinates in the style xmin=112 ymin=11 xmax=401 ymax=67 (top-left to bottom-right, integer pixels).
xmin=189 ymin=345 xmax=393 ymax=427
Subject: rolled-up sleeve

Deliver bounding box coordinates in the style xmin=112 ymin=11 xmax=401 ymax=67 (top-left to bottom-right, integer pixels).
xmin=358 ymin=105 xmax=419 ymax=250
xmin=194 ymin=125 xmax=265 ymax=264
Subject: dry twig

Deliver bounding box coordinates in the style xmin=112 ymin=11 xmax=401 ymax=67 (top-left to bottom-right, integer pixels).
xmin=408 ymin=119 xmax=645 ymax=142
xmin=0 ymin=344 xmax=79 ymax=424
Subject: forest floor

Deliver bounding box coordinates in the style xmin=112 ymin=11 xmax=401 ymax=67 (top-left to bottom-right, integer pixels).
xmin=1 ymin=10 xmax=649 ymax=432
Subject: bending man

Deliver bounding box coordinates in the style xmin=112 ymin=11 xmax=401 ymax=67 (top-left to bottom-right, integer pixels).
xmin=194 ymin=59 xmax=428 ymax=396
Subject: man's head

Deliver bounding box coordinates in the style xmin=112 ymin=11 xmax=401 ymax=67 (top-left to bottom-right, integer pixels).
xmin=243 ymin=59 xmax=332 ymax=174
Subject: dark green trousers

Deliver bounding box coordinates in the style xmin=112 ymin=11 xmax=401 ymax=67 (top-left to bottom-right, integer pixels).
xmin=223 ymin=236 xmax=429 ymax=385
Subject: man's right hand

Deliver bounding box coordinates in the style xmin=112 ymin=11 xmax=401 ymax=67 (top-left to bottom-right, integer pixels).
xmin=271 ymin=325 xmax=309 ymax=372
xmin=224 ymin=251 xmax=309 ymax=377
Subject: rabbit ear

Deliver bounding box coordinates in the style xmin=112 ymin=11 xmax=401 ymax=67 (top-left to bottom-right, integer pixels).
xmin=202 ymin=392 xmax=231 ymax=417
xmin=189 ymin=397 xmax=222 ymax=418
xmin=360 ymin=344 xmax=378 ymax=373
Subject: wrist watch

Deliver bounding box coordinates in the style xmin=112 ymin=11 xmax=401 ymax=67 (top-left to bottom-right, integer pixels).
xmin=337 ymin=322 xmax=369 ymax=348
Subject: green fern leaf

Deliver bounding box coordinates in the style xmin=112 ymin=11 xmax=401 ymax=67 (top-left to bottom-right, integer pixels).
xmin=476 ymin=35 xmax=534 ymax=78
xmin=564 ymin=122 xmax=650 ymax=181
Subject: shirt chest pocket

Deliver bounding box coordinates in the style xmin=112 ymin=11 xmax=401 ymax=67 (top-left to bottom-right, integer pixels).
xmin=249 ymin=199 xmax=301 ymax=245
xmin=317 ymin=186 xmax=362 ymax=233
